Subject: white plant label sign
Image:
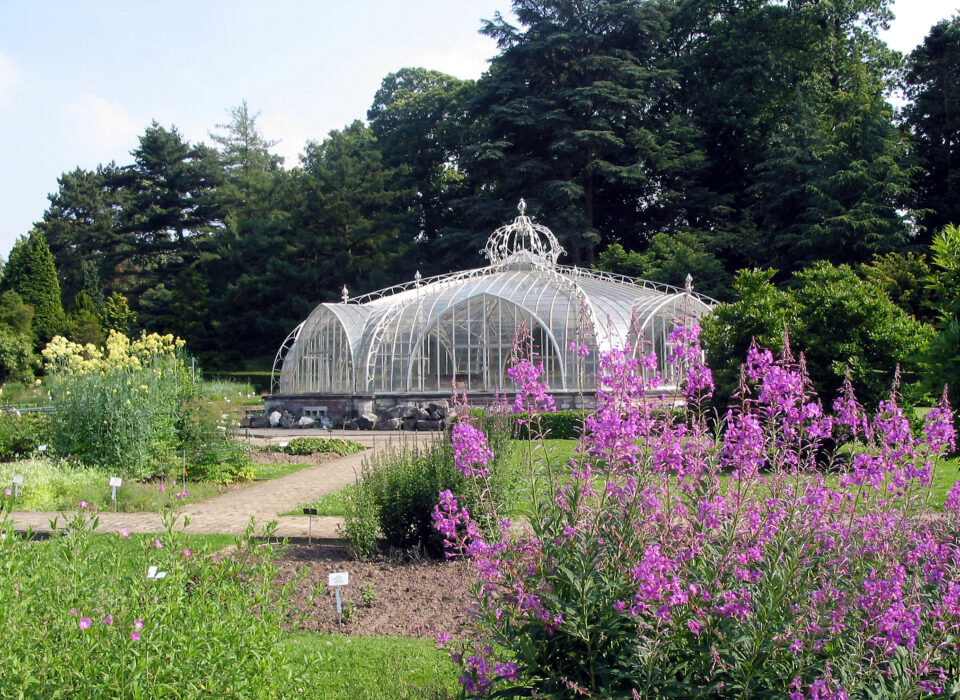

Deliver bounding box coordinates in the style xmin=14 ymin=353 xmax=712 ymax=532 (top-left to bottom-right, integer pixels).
xmin=328 ymin=572 xmax=349 ymax=587
xmin=109 ymin=477 xmax=122 ymax=487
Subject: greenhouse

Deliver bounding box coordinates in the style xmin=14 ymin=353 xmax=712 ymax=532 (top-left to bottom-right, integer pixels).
xmin=267 ymin=201 xmax=713 ymax=422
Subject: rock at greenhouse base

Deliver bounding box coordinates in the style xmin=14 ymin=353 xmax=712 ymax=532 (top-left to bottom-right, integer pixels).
xmin=376 ymin=417 xmax=402 ymax=430
xmin=268 ymin=411 xmax=282 ymax=427
xmin=297 ymin=416 xmax=316 ymax=428
xmin=415 ymin=419 xmax=442 ymax=431
xmin=355 ymin=412 xmax=378 ymax=430
xmin=242 ymin=413 xmax=271 ymax=429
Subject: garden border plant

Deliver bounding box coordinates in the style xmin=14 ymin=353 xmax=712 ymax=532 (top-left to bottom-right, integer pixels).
xmin=433 ymin=320 xmax=960 ymax=698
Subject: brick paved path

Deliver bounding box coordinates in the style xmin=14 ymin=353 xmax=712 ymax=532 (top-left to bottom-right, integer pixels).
xmin=9 ymin=430 xmax=439 ymax=542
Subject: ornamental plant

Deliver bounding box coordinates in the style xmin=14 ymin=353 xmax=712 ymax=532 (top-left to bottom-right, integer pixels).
xmin=42 ymin=331 xmax=197 ymax=478
xmin=434 ymin=322 xmax=960 ymax=698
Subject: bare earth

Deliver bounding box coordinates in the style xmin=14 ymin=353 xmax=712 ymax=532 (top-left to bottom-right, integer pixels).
xmin=277 ymin=544 xmax=474 ymax=638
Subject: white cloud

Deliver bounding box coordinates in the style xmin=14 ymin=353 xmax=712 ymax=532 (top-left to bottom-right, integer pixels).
xmin=0 ymin=52 xmax=21 ymax=109
xmin=402 ymin=35 xmax=494 ymax=81
xmin=65 ymin=93 xmax=140 ymax=153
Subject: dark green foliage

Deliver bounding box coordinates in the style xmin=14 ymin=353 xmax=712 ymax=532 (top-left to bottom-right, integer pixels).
xmin=278 ymin=437 xmax=365 ymax=457
xmin=792 ymin=261 xmax=934 ymax=406
xmin=701 ymin=269 xmax=798 ymax=406
xmin=1 ymin=232 xmax=66 ymax=347
xmin=65 ymin=290 xmax=106 ymax=346
xmin=0 ymin=291 xmax=37 ymax=383
xmin=902 ymin=17 xmax=960 ymax=239
xmin=0 ymin=412 xmax=50 ymax=461
xmin=596 ymin=234 xmax=734 ymax=300
xmin=920 ymin=225 xmax=960 ymax=403
xmin=513 ymin=410 xmax=591 ymax=440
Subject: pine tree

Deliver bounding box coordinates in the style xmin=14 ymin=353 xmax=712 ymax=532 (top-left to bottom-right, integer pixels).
xmin=0 ymin=232 xmax=66 ymax=347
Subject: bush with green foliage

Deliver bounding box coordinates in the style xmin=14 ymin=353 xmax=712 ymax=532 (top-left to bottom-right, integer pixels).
xmin=278 ymin=437 xmax=365 ymax=457
xmin=0 ymin=231 xmax=66 ymax=347
xmin=343 ymin=415 xmax=517 ymax=557
xmin=703 ymin=264 xmax=933 ymax=409
xmin=0 ymin=290 xmax=37 ymax=383
xmin=0 ymin=412 xmax=50 ymax=461
xmin=42 ymin=332 xmax=197 ymax=479
xmin=178 ymin=398 xmax=253 ymax=484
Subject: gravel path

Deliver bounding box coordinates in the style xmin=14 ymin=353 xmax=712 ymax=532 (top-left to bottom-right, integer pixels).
xmin=9 ymin=430 xmax=439 ymax=541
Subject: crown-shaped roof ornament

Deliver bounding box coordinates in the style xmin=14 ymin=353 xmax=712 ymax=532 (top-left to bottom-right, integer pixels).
xmin=483 ymin=199 xmax=566 ymax=266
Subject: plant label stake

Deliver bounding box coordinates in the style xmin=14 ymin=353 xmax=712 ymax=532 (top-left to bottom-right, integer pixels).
xmin=109 ymin=476 xmax=122 ymax=502
xmin=303 ymin=508 xmax=318 ymax=543
xmin=11 ymin=475 xmax=23 ymax=499
xmin=328 ymin=571 xmax=349 ymax=628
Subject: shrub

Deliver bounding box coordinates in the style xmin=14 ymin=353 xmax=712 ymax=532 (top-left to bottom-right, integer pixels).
xmin=282 ymin=437 xmax=365 ymax=457
xmin=42 ymin=331 xmax=197 ymax=479
xmin=0 ymin=412 xmax=49 ymax=461
xmin=345 ymin=423 xmax=516 ymax=558
xmin=435 ymin=325 xmax=960 ymax=698
xmin=178 ymin=398 xmax=253 ymax=484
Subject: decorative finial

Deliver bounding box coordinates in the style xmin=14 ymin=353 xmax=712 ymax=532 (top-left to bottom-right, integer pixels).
xmin=684 ymin=273 xmax=693 ymax=294
xmin=482 ymin=196 xmax=566 ymax=266
xmin=341 ymin=285 xmax=350 ymax=303
xmin=414 ymin=270 xmax=422 ymax=288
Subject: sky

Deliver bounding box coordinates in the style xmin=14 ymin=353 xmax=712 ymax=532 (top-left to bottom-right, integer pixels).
xmin=0 ymin=0 xmax=956 ymax=262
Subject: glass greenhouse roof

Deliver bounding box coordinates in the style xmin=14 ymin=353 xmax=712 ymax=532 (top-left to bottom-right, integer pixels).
xmin=273 ymin=201 xmax=713 ymax=396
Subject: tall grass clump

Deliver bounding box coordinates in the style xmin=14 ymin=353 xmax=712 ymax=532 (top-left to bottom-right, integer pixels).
xmin=0 ymin=504 xmax=306 ymax=696
xmin=344 ymin=414 xmax=518 ymax=558
xmin=435 ymin=321 xmax=960 ymax=698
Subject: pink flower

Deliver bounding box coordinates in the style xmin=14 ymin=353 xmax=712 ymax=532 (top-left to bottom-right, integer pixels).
xmin=4 ymin=488 xmax=10 ymax=496
xmin=130 ymin=631 xmax=140 ymax=642
xmin=134 ymin=618 xmax=143 ymax=630
xmin=117 ymin=529 xmax=130 ymax=537
xmin=435 ymin=631 xmax=451 ymax=648
xmin=154 ymin=539 xmax=163 ymax=549
xmin=212 ymin=554 xmax=221 ymax=563
xmin=157 ymin=484 xmax=164 ymax=493
xmin=183 ymin=549 xmax=192 ymax=557
xmin=103 ymin=615 xmax=113 ymax=625
xmin=79 ymin=617 xmax=92 ymax=630
xmin=68 ymin=608 xmax=78 ymax=615
xmin=78 ymin=501 xmax=88 ymax=510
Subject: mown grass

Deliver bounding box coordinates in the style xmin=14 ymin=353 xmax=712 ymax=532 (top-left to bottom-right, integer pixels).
xmin=282 ymin=632 xmax=458 ymax=699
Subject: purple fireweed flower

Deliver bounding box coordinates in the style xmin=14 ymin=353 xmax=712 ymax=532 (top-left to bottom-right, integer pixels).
xmin=435 ymin=632 xmax=451 ymax=648
xmin=103 ymin=615 xmax=113 ymax=625
xmin=506 ymin=358 xmax=556 ymax=415
xmin=668 ymin=322 xmax=713 ymax=401
xmin=451 ymin=423 xmax=494 ymax=478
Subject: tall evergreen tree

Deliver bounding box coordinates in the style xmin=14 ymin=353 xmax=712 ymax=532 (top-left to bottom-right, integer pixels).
xmin=0 ymin=232 xmax=66 ymax=347
xmin=465 ymin=0 xmax=674 ymax=264
xmin=902 ymin=17 xmax=960 ymax=239
xmin=368 ymin=68 xmax=476 ymax=274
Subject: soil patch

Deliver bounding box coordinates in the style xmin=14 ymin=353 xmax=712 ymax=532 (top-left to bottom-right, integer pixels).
xmin=276 ymin=544 xmax=474 ymax=638
xmin=249 ymin=451 xmax=344 ymax=466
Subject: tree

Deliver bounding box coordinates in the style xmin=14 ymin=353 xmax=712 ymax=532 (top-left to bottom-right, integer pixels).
xmin=368 ymin=68 xmax=476 ymax=275
xmin=465 ymin=0 xmax=674 ymax=264
xmin=117 ymin=123 xmax=222 ymax=309
xmin=902 ymin=17 xmax=960 ymax=239
xmin=36 ymin=165 xmax=125 ymax=304
xmin=701 ymin=269 xmax=798 ymax=406
xmin=920 ymin=224 xmax=960 ymax=399
xmin=103 ymin=292 xmax=136 ymax=335
xmin=596 ymin=232 xmax=733 ymax=300
xmin=0 ymin=290 xmax=36 ymax=383
xmin=859 ymin=251 xmax=936 ymax=323
xmin=0 ymin=232 xmax=66 ymax=347
xmin=65 ymin=290 xmax=106 ymax=347
xmin=791 ymin=261 xmax=932 ymax=406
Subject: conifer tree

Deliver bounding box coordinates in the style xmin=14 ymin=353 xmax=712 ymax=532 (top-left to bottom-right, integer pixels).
xmin=0 ymin=232 xmax=66 ymax=347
